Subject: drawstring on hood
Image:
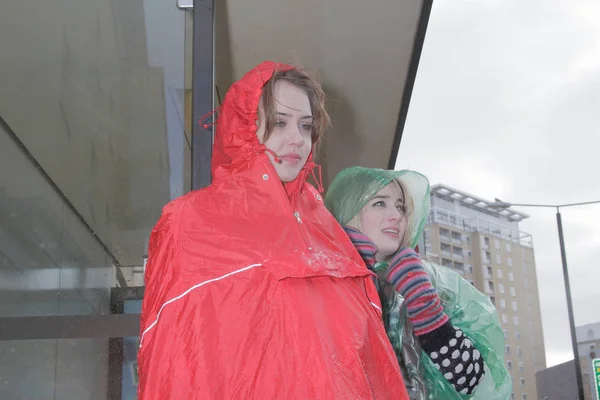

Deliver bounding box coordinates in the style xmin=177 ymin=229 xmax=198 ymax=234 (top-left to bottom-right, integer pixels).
xmin=309 ymin=162 xmax=325 ymax=193
xmin=199 ymin=106 xmax=222 ymax=129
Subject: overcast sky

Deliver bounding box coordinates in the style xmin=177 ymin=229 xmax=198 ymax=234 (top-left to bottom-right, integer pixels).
xmin=396 ymin=0 xmax=600 ymax=367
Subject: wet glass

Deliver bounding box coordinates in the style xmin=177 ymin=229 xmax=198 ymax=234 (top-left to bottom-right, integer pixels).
xmin=0 ymin=1 xmax=190 ymax=398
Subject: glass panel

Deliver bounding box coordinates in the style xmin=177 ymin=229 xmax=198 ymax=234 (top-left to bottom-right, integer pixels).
xmin=0 ymin=338 xmax=110 ymax=399
xmin=0 ymin=0 xmax=188 ymax=303
xmin=0 ymin=0 xmax=189 ymax=398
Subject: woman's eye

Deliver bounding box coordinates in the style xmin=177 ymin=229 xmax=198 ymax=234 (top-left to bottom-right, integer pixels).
xmin=373 ymin=201 xmax=385 ymax=207
xmin=275 ymin=120 xmax=286 ymax=127
xmin=397 ymin=205 xmax=406 ymax=213
xmin=300 ymin=123 xmax=313 ymax=131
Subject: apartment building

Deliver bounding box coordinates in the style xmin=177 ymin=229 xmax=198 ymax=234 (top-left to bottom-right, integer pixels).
xmin=420 ymin=184 xmax=546 ymax=400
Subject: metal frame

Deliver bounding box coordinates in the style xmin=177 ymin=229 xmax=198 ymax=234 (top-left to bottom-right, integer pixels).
xmin=107 ymin=287 xmax=145 ymax=400
xmin=191 ymin=0 xmax=215 ymax=190
xmin=388 ymin=0 xmax=434 ymax=169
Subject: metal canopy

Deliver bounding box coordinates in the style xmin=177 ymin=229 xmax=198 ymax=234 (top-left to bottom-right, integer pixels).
xmin=215 ymin=0 xmax=434 ymax=187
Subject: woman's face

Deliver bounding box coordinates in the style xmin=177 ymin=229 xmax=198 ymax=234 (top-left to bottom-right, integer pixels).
xmin=256 ymin=80 xmax=313 ymax=182
xmin=359 ymin=182 xmax=408 ymax=261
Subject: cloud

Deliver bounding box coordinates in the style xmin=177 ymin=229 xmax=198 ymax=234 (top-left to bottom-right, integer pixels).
xmin=397 ymin=0 xmax=600 ymax=368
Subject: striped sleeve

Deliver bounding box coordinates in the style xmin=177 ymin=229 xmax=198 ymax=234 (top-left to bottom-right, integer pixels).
xmin=385 ymin=248 xmax=449 ymax=335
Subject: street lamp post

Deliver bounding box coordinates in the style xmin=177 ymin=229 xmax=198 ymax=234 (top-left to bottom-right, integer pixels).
xmin=490 ymin=199 xmax=600 ymax=400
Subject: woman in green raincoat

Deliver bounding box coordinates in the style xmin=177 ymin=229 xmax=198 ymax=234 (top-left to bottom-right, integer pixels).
xmin=325 ymin=167 xmax=512 ymax=399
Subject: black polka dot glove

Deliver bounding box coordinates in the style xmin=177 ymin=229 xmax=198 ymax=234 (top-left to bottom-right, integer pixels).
xmin=421 ymin=322 xmax=485 ymax=395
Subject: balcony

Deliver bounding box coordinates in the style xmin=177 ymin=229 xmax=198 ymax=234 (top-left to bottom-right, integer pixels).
xmin=427 ymin=207 xmax=533 ymax=247
xmin=451 ymin=234 xmax=462 ymax=245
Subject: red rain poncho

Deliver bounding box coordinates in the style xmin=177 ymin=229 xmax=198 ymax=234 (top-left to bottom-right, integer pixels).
xmin=137 ymin=61 xmax=409 ymax=399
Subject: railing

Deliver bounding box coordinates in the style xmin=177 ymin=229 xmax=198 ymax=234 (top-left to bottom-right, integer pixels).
xmin=427 ymin=207 xmax=533 ymax=247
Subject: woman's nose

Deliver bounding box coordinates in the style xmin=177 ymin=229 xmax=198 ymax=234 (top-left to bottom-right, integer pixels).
xmin=287 ymin=127 xmax=305 ymax=147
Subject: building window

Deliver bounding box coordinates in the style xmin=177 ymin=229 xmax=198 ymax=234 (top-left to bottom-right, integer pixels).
xmin=497 ymin=269 xmax=504 ymax=279
xmin=512 ymin=301 xmax=518 ymax=311
xmin=506 ymin=243 xmax=512 ymax=253
xmin=588 ymin=329 xmax=595 ymax=340
xmin=424 ymin=229 xmax=431 ymax=241
xmin=495 ymin=239 xmax=501 ymax=249
xmin=484 ymin=237 xmax=490 ymax=247
xmin=510 ymin=287 xmax=516 ymax=296
xmin=522 ymin=394 xmax=527 ymax=400
xmin=515 ymin=331 xmax=521 ymax=340
xmin=442 ymin=258 xmax=453 ymax=268
xmin=500 ymin=299 xmax=506 ymax=309
xmin=483 ymin=251 xmax=492 ymax=264
xmin=513 ymin=316 xmax=520 ymax=326
xmin=464 ymin=235 xmax=471 ymax=244
xmin=499 ymin=284 xmax=505 ymax=294
xmin=502 ymin=314 xmax=508 ymax=324
xmin=505 ymin=345 xmax=511 ymax=355
xmin=519 ymin=362 xmax=524 ymax=372
xmin=511 ymin=393 xmax=515 ymax=400
xmin=517 ymin=347 xmax=522 ymax=357
xmin=509 ymin=272 xmax=515 ymax=281
xmin=440 ymin=227 xmax=450 ymax=239
xmin=439 ymin=213 xmax=449 ymax=224
xmin=467 ymin=250 xmax=472 ymax=258
xmin=504 ymin=329 xmax=508 ymax=340
xmin=490 ymin=296 xmax=496 ymax=305
xmin=467 ymin=264 xmax=473 ymax=274
xmin=520 ymin=377 xmax=525 ymax=386
xmin=507 ymin=360 xmax=512 ymax=370
xmin=453 ymin=246 xmax=463 ymax=257
xmin=496 ymin=254 xmax=502 ymax=264
xmin=507 ymin=257 xmax=513 ymax=267
xmin=468 ymin=280 xmax=475 ymax=286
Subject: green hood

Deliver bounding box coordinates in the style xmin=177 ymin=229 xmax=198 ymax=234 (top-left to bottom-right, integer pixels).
xmin=324 ymin=166 xmax=430 ymax=249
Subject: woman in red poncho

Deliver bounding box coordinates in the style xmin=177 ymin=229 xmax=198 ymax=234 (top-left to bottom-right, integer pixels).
xmin=137 ymin=61 xmax=409 ymax=399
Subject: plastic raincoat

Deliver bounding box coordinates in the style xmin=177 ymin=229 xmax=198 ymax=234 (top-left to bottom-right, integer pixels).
xmin=137 ymin=62 xmax=409 ymax=400
xmin=325 ymin=167 xmax=512 ymax=399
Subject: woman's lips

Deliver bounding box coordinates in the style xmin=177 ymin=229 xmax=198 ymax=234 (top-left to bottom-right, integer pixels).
xmin=279 ymin=153 xmax=302 ymax=165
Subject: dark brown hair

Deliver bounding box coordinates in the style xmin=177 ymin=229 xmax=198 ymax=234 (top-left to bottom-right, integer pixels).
xmin=260 ymin=68 xmax=331 ymax=144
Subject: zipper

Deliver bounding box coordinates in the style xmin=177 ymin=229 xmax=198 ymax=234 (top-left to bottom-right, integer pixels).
xmin=263 ymin=162 xmax=312 ymax=252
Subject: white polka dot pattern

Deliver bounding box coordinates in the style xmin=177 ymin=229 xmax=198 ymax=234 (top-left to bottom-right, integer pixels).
xmin=427 ymin=327 xmax=485 ymax=395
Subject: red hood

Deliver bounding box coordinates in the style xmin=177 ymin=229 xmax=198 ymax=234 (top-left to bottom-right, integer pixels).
xmin=211 ymin=61 xmax=319 ymax=200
